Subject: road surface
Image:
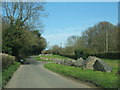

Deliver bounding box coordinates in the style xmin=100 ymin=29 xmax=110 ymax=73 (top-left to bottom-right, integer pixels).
xmin=5 ymin=58 xmax=97 ymax=88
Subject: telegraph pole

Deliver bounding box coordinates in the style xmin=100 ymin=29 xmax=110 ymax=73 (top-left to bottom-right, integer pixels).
xmin=60 ymin=43 xmax=62 ymax=48
xmin=106 ymin=29 xmax=108 ymax=53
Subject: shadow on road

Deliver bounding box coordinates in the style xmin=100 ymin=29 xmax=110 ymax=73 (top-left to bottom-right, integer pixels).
xmin=23 ymin=57 xmax=44 ymax=65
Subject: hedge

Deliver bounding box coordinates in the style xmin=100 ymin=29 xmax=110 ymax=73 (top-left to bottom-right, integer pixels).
xmin=59 ymin=51 xmax=120 ymax=60
xmin=91 ymin=52 xmax=120 ymax=59
xmin=1 ymin=53 xmax=15 ymax=70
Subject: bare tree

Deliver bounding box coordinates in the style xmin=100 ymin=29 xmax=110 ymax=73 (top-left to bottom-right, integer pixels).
xmin=2 ymin=2 xmax=47 ymax=30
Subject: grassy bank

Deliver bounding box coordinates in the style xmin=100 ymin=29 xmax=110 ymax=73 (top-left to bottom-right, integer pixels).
xmin=2 ymin=62 xmax=21 ymax=88
xmin=44 ymin=63 xmax=118 ymax=88
xmin=34 ymin=55 xmax=73 ymax=62
xmin=38 ymin=55 xmax=72 ymax=59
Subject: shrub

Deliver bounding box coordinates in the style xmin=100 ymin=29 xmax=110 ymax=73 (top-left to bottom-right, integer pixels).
xmin=60 ymin=51 xmax=120 ymax=60
xmin=90 ymin=51 xmax=120 ymax=59
xmin=1 ymin=53 xmax=15 ymax=70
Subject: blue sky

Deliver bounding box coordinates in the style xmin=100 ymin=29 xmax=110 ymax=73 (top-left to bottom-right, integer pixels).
xmin=41 ymin=2 xmax=118 ymax=48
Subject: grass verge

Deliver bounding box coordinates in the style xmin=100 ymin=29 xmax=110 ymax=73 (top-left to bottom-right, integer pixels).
xmin=44 ymin=63 xmax=118 ymax=88
xmin=0 ymin=71 xmax=2 ymax=88
xmin=2 ymin=62 xmax=21 ymax=88
xmin=34 ymin=55 xmax=74 ymax=62
xmin=38 ymin=55 xmax=72 ymax=60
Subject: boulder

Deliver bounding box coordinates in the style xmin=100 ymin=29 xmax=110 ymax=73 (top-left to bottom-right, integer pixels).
xmin=53 ymin=59 xmax=58 ymax=64
xmin=71 ymin=60 xmax=76 ymax=66
xmin=82 ymin=56 xmax=97 ymax=69
xmin=57 ymin=59 xmax=63 ymax=64
xmin=116 ymin=69 xmax=120 ymax=75
xmin=83 ymin=56 xmax=112 ymax=72
xmin=53 ymin=59 xmax=62 ymax=64
xmin=75 ymin=58 xmax=84 ymax=67
xmin=63 ymin=59 xmax=73 ymax=66
xmin=60 ymin=60 xmax=65 ymax=65
xmin=93 ymin=59 xmax=112 ymax=72
xmin=52 ymin=59 xmax=57 ymax=63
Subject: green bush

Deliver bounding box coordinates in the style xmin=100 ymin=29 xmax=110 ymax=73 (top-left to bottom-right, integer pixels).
xmin=44 ymin=63 xmax=118 ymax=88
xmin=2 ymin=62 xmax=20 ymax=88
xmin=90 ymin=51 xmax=120 ymax=59
xmin=60 ymin=51 xmax=120 ymax=60
xmin=1 ymin=53 xmax=15 ymax=70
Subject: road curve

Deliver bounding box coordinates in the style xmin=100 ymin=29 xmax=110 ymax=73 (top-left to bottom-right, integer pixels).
xmin=5 ymin=58 xmax=97 ymax=88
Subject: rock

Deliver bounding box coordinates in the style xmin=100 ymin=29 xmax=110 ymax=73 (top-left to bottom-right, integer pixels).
xmin=57 ymin=59 xmax=63 ymax=64
xmin=75 ymin=58 xmax=84 ymax=67
xmin=53 ymin=59 xmax=62 ymax=64
xmin=116 ymin=69 xmax=120 ymax=75
xmin=63 ymin=59 xmax=73 ymax=66
xmin=53 ymin=59 xmax=58 ymax=64
xmin=60 ymin=60 xmax=65 ymax=65
xmin=82 ymin=56 xmax=97 ymax=69
xmin=70 ymin=60 xmax=76 ymax=66
xmin=93 ymin=59 xmax=112 ymax=72
xmin=83 ymin=56 xmax=112 ymax=72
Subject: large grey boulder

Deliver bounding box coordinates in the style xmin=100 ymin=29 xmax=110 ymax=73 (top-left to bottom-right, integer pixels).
xmin=75 ymin=58 xmax=84 ymax=67
xmin=63 ymin=59 xmax=73 ymax=66
xmin=93 ymin=59 xmax=112 ymax=72
xmin=83 ymin=56 xmax=112 ymax=72
xmin=53 ymin=59 xmax=63 ymax=64
xmin=53 ymin=59 xmax=60 ymax=64
xmin=53 ymin=59 xmax=57 ymax=63
xmin=82 ymin=56 xmax=97 ymax=69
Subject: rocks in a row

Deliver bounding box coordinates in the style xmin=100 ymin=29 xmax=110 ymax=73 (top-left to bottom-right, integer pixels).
xmin=40 ymin=55 xmax=112 ymax=72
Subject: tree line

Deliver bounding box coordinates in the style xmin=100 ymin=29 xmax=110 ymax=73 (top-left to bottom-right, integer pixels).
xmin=43 ymin=21 xmax=119 ymax=59
xmin=2 ymin=2 xmax=47 ymax=61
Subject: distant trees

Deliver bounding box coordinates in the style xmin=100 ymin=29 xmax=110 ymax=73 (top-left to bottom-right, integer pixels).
xmin=79 ymin=22 xmax=118 ymax=53
xmin=2 ymin=2 xmax=47 ymax=61
xmin=49 ymin=45 xmax=62 ymax=55
xmin=46 ymin=21 xmax=118 ymax=59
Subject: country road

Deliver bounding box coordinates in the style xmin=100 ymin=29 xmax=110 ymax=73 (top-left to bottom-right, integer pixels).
xmin=5 ymin=58 xmax=98 ymax=88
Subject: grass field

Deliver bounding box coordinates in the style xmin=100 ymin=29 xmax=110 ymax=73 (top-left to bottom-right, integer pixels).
xmin=39 ymin=55 xmax=119 ymax=88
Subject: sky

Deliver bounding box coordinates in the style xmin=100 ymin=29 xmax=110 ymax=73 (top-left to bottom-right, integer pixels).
xmin=41 ymin=2 xmax=118 ymax=48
